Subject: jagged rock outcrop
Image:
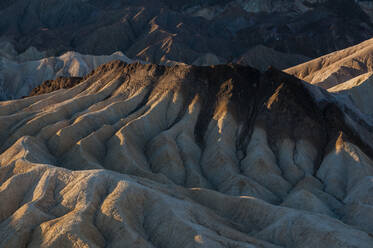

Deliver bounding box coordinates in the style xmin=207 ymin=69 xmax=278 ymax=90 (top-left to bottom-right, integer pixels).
xmin=1 ymin=61 xmax=373 ymax=247
xmin=28 ymin=77 xmax=83 ymax=97
xmin=0 ymin=51 xmax=132 ymax=100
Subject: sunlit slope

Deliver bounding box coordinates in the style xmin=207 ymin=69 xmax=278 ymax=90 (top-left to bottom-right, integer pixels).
xmin=286 ymin=38 xmax=373 ymax=89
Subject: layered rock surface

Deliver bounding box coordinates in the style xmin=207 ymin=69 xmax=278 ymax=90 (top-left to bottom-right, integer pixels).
xmin=1 ymin=61 xmax=373 ymax=247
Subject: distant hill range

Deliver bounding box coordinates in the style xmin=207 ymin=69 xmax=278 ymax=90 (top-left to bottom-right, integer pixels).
xmin=0 ymin=0 xmax=372 ymax=65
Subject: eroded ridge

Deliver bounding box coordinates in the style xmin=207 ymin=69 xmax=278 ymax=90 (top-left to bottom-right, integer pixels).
xmin=1 ymin=61 xmax=373 ymax=247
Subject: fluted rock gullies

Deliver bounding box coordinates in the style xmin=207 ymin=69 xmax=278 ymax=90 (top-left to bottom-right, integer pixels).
xmin=1 ymin=61 xmax=373 ymax=247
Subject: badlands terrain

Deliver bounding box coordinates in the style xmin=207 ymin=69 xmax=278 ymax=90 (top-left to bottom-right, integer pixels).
xmin=2 ymin=1 xmax=373 ymax=248
xmin=1 ymin=61 xmax=373 ymax=247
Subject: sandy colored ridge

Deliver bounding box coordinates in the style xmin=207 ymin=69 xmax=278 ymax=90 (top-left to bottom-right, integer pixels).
xmin=286 ymin=38 xmax=373 ymax=116
xmin=286 ymin=38 xmax=373 ymax=89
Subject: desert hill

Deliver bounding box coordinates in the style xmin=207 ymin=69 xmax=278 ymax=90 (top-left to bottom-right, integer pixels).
xmin=1 ymin=61 xmax=373 ymax=247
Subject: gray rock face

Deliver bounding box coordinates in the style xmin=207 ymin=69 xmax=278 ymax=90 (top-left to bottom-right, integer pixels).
xmin=1 ymin=61 xmax=373 ymax=247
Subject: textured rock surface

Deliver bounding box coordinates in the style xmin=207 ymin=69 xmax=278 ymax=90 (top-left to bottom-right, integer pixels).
xmin=1 ymin=61 xmax=373 ymax=247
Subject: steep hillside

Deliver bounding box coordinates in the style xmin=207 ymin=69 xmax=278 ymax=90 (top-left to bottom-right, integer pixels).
xmin=1 ymin=61 xmax=373 ymax=247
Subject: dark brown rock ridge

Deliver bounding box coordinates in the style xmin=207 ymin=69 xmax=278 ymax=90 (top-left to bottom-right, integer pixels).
xmin=28 ymin=76 xmax=83 ymax=97
xmin=1 ymin=61 xmax=373 ymax=247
